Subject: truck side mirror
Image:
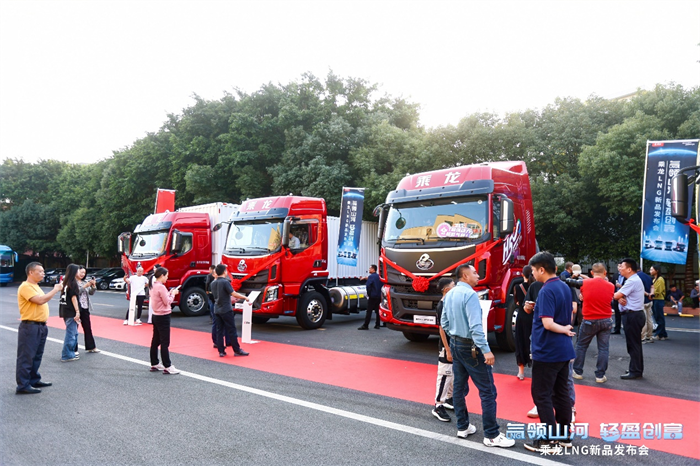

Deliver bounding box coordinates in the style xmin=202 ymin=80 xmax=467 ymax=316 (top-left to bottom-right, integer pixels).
xmin=671 ymin=173 xmax=689 ymax=220
xmin=281 ymin=219 xmax=291 ymax=247
xmin=375 ymin=205 xmax=388 ymax=240
xmin=212 ymin=223 xmax=223 ymax=232
xmin=117 ymin=232 xmax=131 ymax=255
xmin=171 ymin=230 xmax=183 ymax=254
xmin=500 ymin=197 xmax=514 ymax=237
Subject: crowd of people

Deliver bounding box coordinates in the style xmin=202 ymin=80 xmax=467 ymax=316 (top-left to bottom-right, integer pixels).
xmin=428 ymin=253 xmax=685 ymax=454
xmin=14 ymin=254 xmax=688 ymax=455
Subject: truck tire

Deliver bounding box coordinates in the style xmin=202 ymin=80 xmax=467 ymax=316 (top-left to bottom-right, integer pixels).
xmin=495 ymin=299 xmax=517 ymax=352
xmin=179 ymin=287 xmax=208 ymax=317
xmin=252 ymin=316 xmax=270 ymax=324
xmin=402 ymin=331 xmax=430 ymax=342
xmin=296 ymin=291 xmax=327 ymax=329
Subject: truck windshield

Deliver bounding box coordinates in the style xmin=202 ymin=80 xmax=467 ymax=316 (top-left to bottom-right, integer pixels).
xmin=383 ymin=197 xmax=489 ymax=247
xmin=130 ymin=231 xmax=168 ymax=257
xmin=225 ymin=220 xmax=283 ymax=255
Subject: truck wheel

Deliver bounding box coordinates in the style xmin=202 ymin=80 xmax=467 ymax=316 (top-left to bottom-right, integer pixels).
xmin=252 ymin=316 xmax=270 ymax=324
xmin=496 ymin=299 xmax=517 ymax=352
xmin=296 ymin=292 xmax=327 ymax=329
xmin=179 ymin=287 xmax=208 ymax=317
xmin=403 ymin=331 xmax=430 ymax=342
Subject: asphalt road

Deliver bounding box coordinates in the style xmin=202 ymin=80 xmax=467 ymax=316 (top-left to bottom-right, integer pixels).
xmin=1 ymin=284 xmax=699 ymax=466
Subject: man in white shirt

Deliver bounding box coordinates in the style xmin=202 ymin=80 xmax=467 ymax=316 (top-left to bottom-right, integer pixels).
xmin=288 ymin=232 xmax=300 ymax=249
xmin=124 ymin=267 xmax=149 ymax=325
xmin=614 ymin=258 xmax=646 ymax=380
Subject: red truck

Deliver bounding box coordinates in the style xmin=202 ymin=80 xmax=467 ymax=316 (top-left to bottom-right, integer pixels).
xmin=118 ymin=203 xmax=238 ymax=316
xmin=373 ymin=161 xmax=537 ymax=351
xmin=215 ymin=195 xmax=378 ymax=329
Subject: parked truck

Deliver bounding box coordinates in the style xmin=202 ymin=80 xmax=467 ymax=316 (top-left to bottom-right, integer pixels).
xmin=215 ymin=195 xmax=378 ymax=329
xmin=372 ymin=161 xmax=537 ymax=351
xmin=118 ymin=202 xmax=238 ymax=316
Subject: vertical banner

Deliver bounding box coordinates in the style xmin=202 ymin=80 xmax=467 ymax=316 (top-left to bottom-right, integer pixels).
xmin=337 ymin=188 xmax=365 ymax=267
xmin=154 ymin=188 xmax=176 ymax=214
xmin=641 ymin=140 xmax=699 ymax=265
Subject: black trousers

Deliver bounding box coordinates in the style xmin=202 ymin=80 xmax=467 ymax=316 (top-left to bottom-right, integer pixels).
xmin=16 ymin=321 xmax=48 ymax=391
xmin=150 ymin=314 xmax=171 ymax=367
xmin=363 ymin=298 xmax=381 ymax=327
xmin=622 ymin=311 xmax=645 ymax=376
xmin=215 ymin=311 xmax=241 ymax=353
xmin=531 ymin=360 xmax=571 ymax=441
xmin=125 ymin=295 xmax=146 ymax=320
xmin=79 ymin=307 xmax=96 ymax=350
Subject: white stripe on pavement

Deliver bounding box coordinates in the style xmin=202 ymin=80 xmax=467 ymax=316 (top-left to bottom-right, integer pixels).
xmin=666 ymin=327 xmax=700 ymax=333
xmin=1 ymin=324 xmax=559 ymax=465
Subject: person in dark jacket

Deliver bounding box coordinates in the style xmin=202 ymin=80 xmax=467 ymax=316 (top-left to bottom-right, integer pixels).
xmin=359 ymin=265 xmax=382 ymax=330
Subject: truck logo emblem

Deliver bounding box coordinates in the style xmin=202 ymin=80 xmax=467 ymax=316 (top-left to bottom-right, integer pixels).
xmin=502 ymin=220 xmax=522 ymax=265
xmin=416 ymin=254 xmax=434 ymax=271
xmin=237 ymin=260 xmax=247 ymax=272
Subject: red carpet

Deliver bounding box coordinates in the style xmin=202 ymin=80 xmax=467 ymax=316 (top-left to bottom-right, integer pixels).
xmin=48 ymin=315 xmax=699 ymax=460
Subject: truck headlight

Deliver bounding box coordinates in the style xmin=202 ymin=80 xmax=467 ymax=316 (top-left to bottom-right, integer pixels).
xmin=381 ymin=285 xmax=389 ymax=308
xmin=264 ymin=285 xmax=279 ymax=303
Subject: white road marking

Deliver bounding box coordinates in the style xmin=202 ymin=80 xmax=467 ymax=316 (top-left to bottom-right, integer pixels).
xmin=666 ymin=327 xmax=700 ymax=333
xmin=1 ymin=324 xmax=558 ymax=465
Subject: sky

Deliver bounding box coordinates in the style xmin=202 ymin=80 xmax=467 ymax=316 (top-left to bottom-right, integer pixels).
xmin=1 ymin=0 xmax=699 ymax=166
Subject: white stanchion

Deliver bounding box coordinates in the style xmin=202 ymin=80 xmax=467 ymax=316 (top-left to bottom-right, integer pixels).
xmin=128 ymin=287 xmax=137 ymax=326
xmin=480 ymin=300 xmax=492 ymax=333
xmin=242 ymin=291 xmax=261 ymax=344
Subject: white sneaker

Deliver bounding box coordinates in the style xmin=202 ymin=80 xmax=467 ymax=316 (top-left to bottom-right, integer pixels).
xmin=457 ymin=424 xmax=477 ymax=438
xmin=483 ymin=433 xmax=515 ymax=448
xmin=571 ymin=407 xmax=576 ymax=423
xmin=123 ymin=320 xmax=128 ymax=325
xmin=135 ymin=319 xmax=143 ymax=325
xmin=572 ymin=372 xmax=583 ymax=380
xmin=527 ymin=406 xmax=539 ymax=418
xmin=150 ymin=363 xmax=165 ymax=372
xmin=596 ymin=375 xmax=607 ymax=383
xmin=163 ymin=365 xmax=181 ymax=375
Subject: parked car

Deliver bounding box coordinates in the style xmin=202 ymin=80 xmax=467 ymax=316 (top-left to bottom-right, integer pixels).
xmin=43 ymin=268 xmax=65 ymax=286
xmin=95 ymin=269 xmax=125 ymax=290
xmin=109 ymin=277 xmax=127 ymax=291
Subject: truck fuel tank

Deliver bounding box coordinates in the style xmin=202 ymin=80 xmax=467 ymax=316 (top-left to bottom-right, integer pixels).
xmin=329 ymin=286 xmax=368 ymax=314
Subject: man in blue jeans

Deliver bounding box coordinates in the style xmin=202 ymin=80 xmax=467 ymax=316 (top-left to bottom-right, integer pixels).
xmin=567 ymin=263 xmax=615 ymax=383
xmin=441 ymin=264 xmax=514 ymax=448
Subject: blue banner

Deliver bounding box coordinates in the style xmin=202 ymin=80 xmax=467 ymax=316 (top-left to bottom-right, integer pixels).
xmin=337 ymin=188 xmax=365 ymax=266
xmin=641 ymin=140 xmax=699 ymax=265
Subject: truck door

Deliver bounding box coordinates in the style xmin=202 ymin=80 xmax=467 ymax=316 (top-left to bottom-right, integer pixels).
xmin=281 ymin=218 xmax=320 ymax=293
xmin=166 ymin=231 xmax=194 ymax=287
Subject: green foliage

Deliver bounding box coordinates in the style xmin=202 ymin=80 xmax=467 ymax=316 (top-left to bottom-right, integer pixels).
xmin=0 ymin=76 xmax=696 ymax=266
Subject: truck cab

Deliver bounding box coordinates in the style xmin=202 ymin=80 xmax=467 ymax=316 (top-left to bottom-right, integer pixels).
xmin=374 ymin=161 xmax=537 ymax=350
xmin=219 ymin=196 xmax=331 ymax=329
xmin=119 ymin=203 xmax=237 ymax=316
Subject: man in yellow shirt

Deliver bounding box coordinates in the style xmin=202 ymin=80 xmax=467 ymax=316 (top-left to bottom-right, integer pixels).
xmin=16 ymin=262 xmax=62 ymax=394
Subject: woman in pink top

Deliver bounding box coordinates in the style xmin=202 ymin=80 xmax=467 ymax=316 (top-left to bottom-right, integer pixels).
xmin=148 ymin=267 xmax=180 ymax=374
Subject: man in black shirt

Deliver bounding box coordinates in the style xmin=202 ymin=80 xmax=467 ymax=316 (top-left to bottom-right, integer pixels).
xmin=212 ymin=264 xmax=250 ymax=357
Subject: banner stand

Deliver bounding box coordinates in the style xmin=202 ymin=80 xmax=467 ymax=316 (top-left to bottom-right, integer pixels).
xmin=242 ymin=291 xmax=261 ymax=344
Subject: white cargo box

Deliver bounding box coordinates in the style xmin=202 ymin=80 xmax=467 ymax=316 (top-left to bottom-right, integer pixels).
xmin=178 ymin=202 xmax=239 ymax=265
xmin=327 ymin=216 xmax=379 ymax=280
